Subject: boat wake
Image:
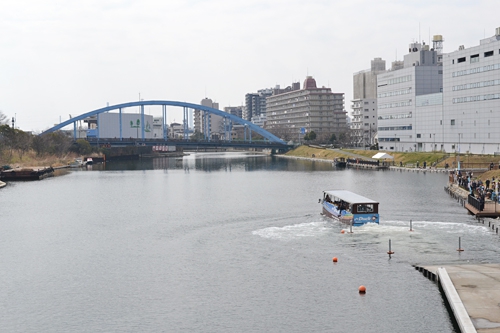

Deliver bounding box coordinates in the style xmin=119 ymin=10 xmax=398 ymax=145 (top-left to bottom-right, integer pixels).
xmin=382 ymin=219 xmax=492 ymax=235
xmin=252 ymin=221 xmax=329 ymax=241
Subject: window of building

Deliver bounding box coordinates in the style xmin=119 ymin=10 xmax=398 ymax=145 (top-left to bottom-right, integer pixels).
xmin=474 ymin=120 xmax=476 ymax=126
xmin=470 ymin=54 xmax=479 ymax=63
xmin=485 ymin=51 xmax=494 ymax=57
xmin=457 ymin=57 xmax=466 ymax=63
xmin=417 ymin=134 xmax=421 ymax=138
xmin=452 ymin=59 xmax=455 ymax=64
xmin=451 ymin=119 xmax=455 ymax=125
xmin=440 ymin=120 xmax=442 ymax=125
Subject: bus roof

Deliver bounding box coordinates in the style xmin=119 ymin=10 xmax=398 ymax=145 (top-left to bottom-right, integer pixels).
xmin=323 ymin=190 xmax=378 ymax=204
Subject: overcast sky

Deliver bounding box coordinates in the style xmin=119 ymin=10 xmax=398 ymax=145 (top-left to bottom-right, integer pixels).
xmin=1 ymin=0 xmax=499 ymax=132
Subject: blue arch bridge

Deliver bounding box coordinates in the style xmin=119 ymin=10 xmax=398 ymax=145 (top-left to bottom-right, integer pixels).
xmin=41 ymin=100 xmax=292 ymax=152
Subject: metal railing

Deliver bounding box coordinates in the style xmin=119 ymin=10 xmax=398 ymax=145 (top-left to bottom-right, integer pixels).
xmin=468 ymin=194 xmax=483 ymax=211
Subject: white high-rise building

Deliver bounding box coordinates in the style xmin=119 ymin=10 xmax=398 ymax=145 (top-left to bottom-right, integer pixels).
xmin=351 ymin=58 xmax=385 ymax=147
xmin=376 ymin=41 xmax=443 ymax=152
xmin=442 ymin=28 xmax=500 ymax=154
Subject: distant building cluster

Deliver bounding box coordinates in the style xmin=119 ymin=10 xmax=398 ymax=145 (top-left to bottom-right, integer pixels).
xmin=352 ymin=27 xmax=500 ymax=154
xmin=79 ymin=26 xmax=500 ymax=150
xmin=191 ymin=76 xmax=348 ymax=143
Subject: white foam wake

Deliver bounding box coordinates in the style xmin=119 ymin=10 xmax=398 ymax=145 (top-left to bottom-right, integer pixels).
xmin=252 ymin=221 xmax=329 ymax=240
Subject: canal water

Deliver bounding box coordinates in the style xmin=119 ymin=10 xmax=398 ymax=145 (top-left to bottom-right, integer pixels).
xmin=2 ymin=152 xmax=499 ymax=332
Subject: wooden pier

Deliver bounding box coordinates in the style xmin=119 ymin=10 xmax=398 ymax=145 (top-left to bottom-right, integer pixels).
xmin=465 ymin=202 xmax=500 ymax=218
xmin=445 ymin=183 xmax=500 ymax=219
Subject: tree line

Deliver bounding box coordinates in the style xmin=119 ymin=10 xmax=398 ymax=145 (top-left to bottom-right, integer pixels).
xmin=0 ymin=111 xmax=95 ymax=164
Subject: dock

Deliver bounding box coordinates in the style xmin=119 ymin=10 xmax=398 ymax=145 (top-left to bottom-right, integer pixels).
xmin=464 ymin=202 xmax=500 ymax=218
xmin=346 ymin=158 xmax=389 ymax=170
xmin=416 ymin=264 xmax=500 ymax=333
xmin=0 ymin=166 xmax=54 ymax=181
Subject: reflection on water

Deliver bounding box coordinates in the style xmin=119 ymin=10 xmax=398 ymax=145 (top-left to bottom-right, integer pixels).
xmin=97 ymin=152 xmax=337 ymax=172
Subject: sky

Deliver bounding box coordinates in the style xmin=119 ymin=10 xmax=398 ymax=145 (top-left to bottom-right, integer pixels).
xmin=1 ymin=0 xmax=499 ymax=132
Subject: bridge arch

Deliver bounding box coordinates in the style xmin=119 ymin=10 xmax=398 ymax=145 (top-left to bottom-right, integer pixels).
xmin=40 ymin=100 xmax=286 ymax=144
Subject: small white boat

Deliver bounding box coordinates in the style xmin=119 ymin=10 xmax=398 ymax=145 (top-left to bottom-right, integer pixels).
xmin=69 ymin=159 xmax=86 ymax=168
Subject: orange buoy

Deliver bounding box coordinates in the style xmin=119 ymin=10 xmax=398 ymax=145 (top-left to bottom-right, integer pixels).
xmin=332 ymin=257 xmax=338 ymax=263
xmin=341 ymin=230 xmax=345 ymax=234
xmin=358 ymin=285 xmax=366 ymax=294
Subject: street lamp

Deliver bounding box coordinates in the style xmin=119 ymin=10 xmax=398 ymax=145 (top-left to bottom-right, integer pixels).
xmin=457 ymin=133 xmax=461 ymax=171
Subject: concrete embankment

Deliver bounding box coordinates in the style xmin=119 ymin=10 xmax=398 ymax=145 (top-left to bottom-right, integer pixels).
xmin=416 ymin=264 xmax=500 ymax=333
xmin=279 ymin=154 xmax=453 ymax=173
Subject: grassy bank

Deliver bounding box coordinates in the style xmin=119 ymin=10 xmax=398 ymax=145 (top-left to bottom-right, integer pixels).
xmin=1 ymin=150 xmax=80 ymax=168
xmin=285 ymin=145 xmax=500 ymax=180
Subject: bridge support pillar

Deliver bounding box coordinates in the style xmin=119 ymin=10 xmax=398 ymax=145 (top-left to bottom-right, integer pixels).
xmin=141 ymin=104 xmax=145 ymax=141
xmin=119 ymin=107 xmax=122 ymax=141
xmin=163 ymin=105 xmax=167 ymax=141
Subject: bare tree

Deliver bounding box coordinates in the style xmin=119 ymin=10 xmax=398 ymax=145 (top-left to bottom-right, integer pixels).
xmin=266 ymin=126 xmax=296 ymax=142
xmin=0 ymin=111 xmax=8 ymax=125
xmin=15 ymin=131 xmax=32 ymax=160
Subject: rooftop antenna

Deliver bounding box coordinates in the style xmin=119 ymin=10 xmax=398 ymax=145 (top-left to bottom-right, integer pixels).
xmin=419 ymin=22 xmax=421 ymax=43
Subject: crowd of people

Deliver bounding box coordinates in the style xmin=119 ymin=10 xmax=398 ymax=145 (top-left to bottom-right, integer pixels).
xmin=454 ymin=170 xmax=499 ymax=207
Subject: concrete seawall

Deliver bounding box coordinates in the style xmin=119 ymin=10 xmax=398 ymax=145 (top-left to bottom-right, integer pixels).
xmin=416 ymin=264 xmax=500 ymax=333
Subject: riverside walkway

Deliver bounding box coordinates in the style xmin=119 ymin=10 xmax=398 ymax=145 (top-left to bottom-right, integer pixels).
xmin=416 ymin=264 xmax=500 ymax=333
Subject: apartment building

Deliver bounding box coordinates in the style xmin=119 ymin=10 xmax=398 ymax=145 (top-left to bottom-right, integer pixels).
xmin=243 ymin=88 xmax=274 ymax=122
xmin=351 ymin=58 xmax=386 ymax=147
xmin=266 ymin=76 xmax=346 ymax=141
xmin=193 ymin=98 xmax=223 ymax=140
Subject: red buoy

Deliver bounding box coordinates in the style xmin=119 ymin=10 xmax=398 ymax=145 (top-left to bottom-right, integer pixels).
xmin=332 ymin=257 xmax=338 ymax=263
xmin=359 ymin=285 xmax=366 ymax=294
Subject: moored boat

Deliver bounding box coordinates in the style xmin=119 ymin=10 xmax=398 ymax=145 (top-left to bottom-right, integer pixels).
xmin=0 ymin=166 xmax=54 ymax=181
xmin=69 ymin=159 xmax=86 ymax=168
xmin=333 ymin=157 xmax=347 ymax=168
xmin=320 ymin=189 xmax=379 ymax=226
